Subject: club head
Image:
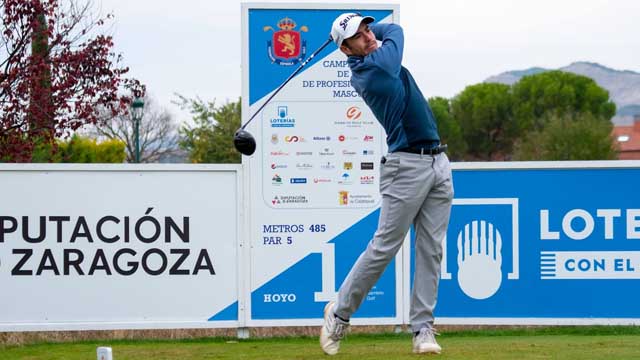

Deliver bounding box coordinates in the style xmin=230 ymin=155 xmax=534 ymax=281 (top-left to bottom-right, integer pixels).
xmin=234 ymin=128 xmax=256 ymax=156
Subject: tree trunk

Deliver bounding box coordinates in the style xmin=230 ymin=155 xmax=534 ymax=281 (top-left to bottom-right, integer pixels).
xmin=28 ymin=8 xmax=54 ymax=140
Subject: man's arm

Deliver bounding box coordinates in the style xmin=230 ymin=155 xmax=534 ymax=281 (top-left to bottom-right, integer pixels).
xmin=367 ymin=23 xmax=404 ymax=75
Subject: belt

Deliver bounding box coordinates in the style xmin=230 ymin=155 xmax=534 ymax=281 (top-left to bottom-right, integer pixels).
xmin=395 ymin=144 xmax=448 ymax=155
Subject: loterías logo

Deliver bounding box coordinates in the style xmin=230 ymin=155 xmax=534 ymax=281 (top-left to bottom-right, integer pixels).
xmin=440 ymin=198 xmax=520 ymax=301
xmin=264 ymin=17 xmax=308 ymax=66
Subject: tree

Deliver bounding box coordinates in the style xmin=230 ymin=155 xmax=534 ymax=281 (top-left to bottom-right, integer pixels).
xmin=512 ymin=70 xmax=616 ymax=132
xmin=450 ymin=83 xmax=516 ymax=160
xmin=510 ymin=71 xmax=617 ymax=161
xmin=0 ymin=0 xmax=143 ymax=162
xmin=428 ymin=96 xmax=467 ymax=160
xmin=512 ymin=112 xmax=616 ymax=161
xmin=178 ymin=96 xmax=241 ymax=164
xmin=86 ymin=96 xmax=181 ymax=163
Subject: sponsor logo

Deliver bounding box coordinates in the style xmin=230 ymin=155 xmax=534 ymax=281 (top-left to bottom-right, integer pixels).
xmin=313 ymin=178 xmax=332 ymax=184
xmin=271 ymin=163 xmax=287 ymax=169
xmin=338 ymin=172 xmax=352 ymax=185
xmin=270 ymin=106 xmax=296 ymax=128
xmin=264 ymin=17 xmax=308 ymax=66
xmin=312 ymin=136 xmax=332 ymax=141
xmin=338 ymin=134 xmax=358 ymax=142
xmin=290 ymin=177 xmax=307 ymax=184
xmin=339 ymin=191 xmax=349 ymax=205
xmin=296 ymin=151 xmax=313 ymax=156
xmin=346 ymin=106 xmax=362 ymax=120
xmin=343 ymin=162 xmax=353 ymax=170
xmin=319 ymin=148 xmax=335 ymax=156
xmin=271 ymin=134 xmax=279 ymax=144
xmin=363 ymin=149 xmax=374 ymax=155
xmin=320 ymin=162 xmax=336 ymax=170
xmin=363 ymin=135 xmax=374 ymax=142
xmin=339 ymin=14 xmax=358 ymax=31
xmin=272 ymin=195 xmax=309 ymax=205
xmin=334 ymin=105 xmax=375 ymax=127
xmin=272 ymin=174 xmax=283 ymax=185
xmin=342 ymin=150 xmax=356 ymax=156
xmin=270 ymin=150 xmax=290 ymax=156
xmin=285 ymin=135 xmax=305 ymax=143
xmin=295 ymin=163 xmax=313 ymax=170
xmin=360 ymin=175 xmax=375 ymax=184
xmin=441 ymin=198 xmax=520 ymax=300
xmin=361 ymin=162 xmax=374 ymax=170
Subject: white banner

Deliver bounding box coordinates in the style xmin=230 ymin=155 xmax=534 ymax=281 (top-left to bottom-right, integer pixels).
xmin=0 ymin=165 xmax=241 ymax=331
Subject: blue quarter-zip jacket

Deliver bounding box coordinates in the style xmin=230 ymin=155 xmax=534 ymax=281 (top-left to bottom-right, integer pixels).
xmin=347 ymin=23 xmax=440 ymax=152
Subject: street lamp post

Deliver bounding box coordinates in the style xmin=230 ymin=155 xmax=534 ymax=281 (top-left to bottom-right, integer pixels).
xmin=131 ymin=97 xmax=144 ymax=163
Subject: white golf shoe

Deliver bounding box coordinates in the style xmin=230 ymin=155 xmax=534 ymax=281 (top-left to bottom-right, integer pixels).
xmin=319 ymin=301 xmax=350 ymax=355
xmin=412 ymin=327 xmax=442 ymax=354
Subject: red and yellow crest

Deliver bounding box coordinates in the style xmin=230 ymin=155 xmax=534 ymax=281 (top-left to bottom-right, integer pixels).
xmin=264 ymin=17 xmax=308 ymax=66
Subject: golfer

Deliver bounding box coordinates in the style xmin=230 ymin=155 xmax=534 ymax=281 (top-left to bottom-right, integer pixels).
xmin=320 ymin=13 xmax=454 ymax=355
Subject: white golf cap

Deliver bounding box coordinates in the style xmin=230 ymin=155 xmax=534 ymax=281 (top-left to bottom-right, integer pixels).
xmin=330 ymin=13 xmax=375 ymax=46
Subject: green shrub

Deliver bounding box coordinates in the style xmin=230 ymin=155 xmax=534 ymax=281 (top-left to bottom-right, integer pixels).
xmin=32 ymin=135 xmax=126 ymax=163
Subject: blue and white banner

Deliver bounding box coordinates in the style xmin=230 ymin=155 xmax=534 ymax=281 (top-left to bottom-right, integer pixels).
xmin=428 ymin=163 xmax=640 ymax=323
xmin=234 ymin=4 xmax=401 ymax=326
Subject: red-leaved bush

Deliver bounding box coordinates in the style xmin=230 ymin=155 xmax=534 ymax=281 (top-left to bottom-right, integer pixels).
xmin=1 ymin=0 xmax=144 ymax=161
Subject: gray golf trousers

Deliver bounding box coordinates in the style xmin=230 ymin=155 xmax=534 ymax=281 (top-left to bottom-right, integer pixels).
xmin=334 ymin=151 xmax=454 ymax=332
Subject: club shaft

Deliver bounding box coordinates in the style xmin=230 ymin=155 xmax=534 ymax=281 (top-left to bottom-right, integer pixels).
xmin=241 ymin=37 xmax=333 ymax=129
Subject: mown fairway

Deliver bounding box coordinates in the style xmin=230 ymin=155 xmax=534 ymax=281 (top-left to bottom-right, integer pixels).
xmin=2 ymin=327 xmax=640 ymax=360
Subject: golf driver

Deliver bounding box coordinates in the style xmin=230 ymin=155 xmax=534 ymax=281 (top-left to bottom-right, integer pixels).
xmin=234 ymin=36 xmax=334 ymax=156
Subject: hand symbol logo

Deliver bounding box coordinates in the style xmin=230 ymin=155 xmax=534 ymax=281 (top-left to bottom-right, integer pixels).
xmin=456 ymin=220 xmax=503 ymax=299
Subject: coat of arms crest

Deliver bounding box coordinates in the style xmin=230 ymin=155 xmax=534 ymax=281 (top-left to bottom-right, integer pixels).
xmin=264 ymin=17 xmax=308 ymax=66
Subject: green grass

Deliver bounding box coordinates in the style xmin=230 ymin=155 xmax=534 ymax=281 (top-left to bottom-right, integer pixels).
xmin=2 ymin=327 xmax=640 ymax=360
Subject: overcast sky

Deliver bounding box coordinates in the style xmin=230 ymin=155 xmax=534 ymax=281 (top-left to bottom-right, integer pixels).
xmin=102 ymin=0 xmax=640 ymax=122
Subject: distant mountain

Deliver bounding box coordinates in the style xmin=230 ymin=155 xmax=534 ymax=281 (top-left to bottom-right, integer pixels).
xmin=485 ymin=61 xmax=640 ymax=125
